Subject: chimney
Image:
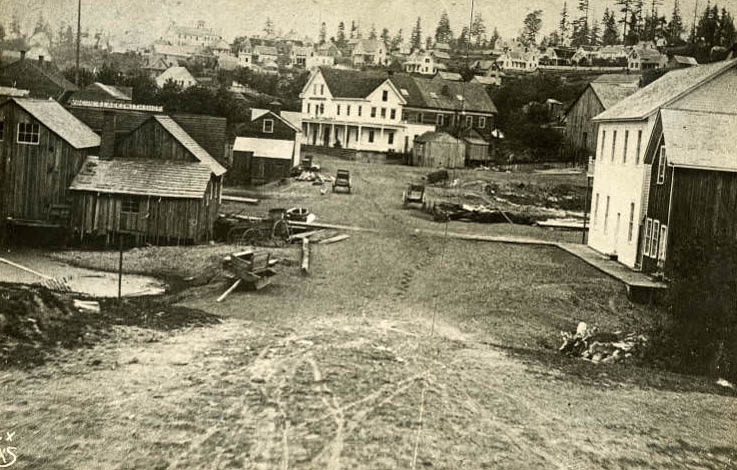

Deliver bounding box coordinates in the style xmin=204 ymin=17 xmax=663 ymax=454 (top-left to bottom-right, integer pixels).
xmin=100 ymin=111 xmax=117 ymax=160
xmin=38 ymin=55 xmax=44 ymax=67
xmin=267 ymin=100 xmax=282 ymax=116
xmin=20 ymin=50 xmax=26 ymax=61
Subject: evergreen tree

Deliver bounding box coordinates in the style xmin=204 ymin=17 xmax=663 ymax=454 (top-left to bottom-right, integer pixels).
xmin=411 ymin=17 xmax=422 ymax=50
xmin=718 ymin=7 xmax=736 ymax=47
xmin=590 ymin=18 xmax=601 ymax=45
xmin=559 ymin=1 xmax=570 ymax=43
xmin=369 ymin=23 xmax=377 ymax=40
xmin=616 ymin=0 xmax=633 ymax=40
xmin=350 ymin=20 xmax=357 ymax=39
xmin=381 ymin=27 xmax=390 ymax=45
xmin=336 ymin=22 xmax=347 ymax=48
xmin=319 ymin=22 xmax=327 ymax=45
xmin=602 ymin=8 xmax=620 ymax=44
xmin=457 ymin=26 xmax=470 ymax=50
xmin=665 ymin=0 xmax=685 ymax=44
xmin=264 ymin=17 xmax=275 ymax=37
xmin=425 ymin=36 xmax=433 ymax=50
xmin=647 ymin=0 xmax=663 ymax=40
xmin=390 ymin=29 xmax=403 ymax=51
xmin=625 ymin=11 xmax=641 ymax=44
xmin=471 ymin=13 xmax=487 ymax=45
xmin=435 ymin=11 xmax=453 ymax=44
xmin=571 ymin=0 xmax=590 ymax=46
xmin=520 ymin=9 xmax=543 ymax=46
xmin=489 ymin=27 xmax=501 ymax=49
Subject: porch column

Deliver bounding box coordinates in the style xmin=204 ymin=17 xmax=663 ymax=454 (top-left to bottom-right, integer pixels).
xmin=331 ymin=123 xmax=335 ymax=146
xmin=358 ymin=125 xmax=362 ymax=150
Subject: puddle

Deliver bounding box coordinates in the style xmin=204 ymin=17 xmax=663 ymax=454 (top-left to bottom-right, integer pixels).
xmin=0 ymin=252 xmax=166 ymax=297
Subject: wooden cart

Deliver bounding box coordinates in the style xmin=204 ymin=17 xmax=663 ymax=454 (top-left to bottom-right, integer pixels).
xmin=402 ymin=183 xmax=426 ymax=208
xmin=227 ymin=209 xmax=291 ymax=246
xmin=332 ymin=169 xmax=352 ymax=193
xmin=227 ymin=249 xmax=278 ymax=290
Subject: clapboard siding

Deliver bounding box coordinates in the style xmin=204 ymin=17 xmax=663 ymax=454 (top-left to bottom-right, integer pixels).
xmin=0 ymin=104 xmax=95 ymax=223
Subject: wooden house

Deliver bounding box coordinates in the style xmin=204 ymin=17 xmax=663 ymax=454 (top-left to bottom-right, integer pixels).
xmin=565 ymin=79 xmax=638 ymax=157
xmin=68 ymin=115 xmax=227 ymax=244
xmin=0 ymin=98 xmax=100 ymax=229
xmin=412 ymin=132 xmax=466 ymax=168
xmin=640 ymin=109 xmax=737 ymax=276
xmin=0 ymin=53 xmax=78 ymax=102
xmin=69 ymin=82 xmax=133 ymax=104
xmin=231 ymin=109 xmax=301 ymax=184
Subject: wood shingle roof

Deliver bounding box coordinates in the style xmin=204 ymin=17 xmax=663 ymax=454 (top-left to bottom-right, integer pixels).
xmin=8 ymin=98 xmax=100 ymax=149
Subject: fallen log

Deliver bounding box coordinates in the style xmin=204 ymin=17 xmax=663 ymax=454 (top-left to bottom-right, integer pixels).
xmin=217 ymin=279 xmax=242 ymax=302
xmin=222 ymin=195 xmax=259 ymax=205
xmin=318 ymin=234 xmax=351 ymax=245
xmin=289 ymin=229 xmax=325 ymax=242
xmin=301 ymin=238 xmax=310 ymax=275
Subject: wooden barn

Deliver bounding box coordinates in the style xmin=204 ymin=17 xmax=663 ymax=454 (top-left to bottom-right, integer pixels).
xmin=0 ymin=98 xmax=100 ymax=229
xmin=640 ymin=109 xmax=737 ymax=276
xmin=69 ymin=115 xmax=227 ymax=244
xmin=0 ymin=53 xmax=78 ymax=102
xmin=231 ymin=109 xmax=301 ymax=185
xmin=412 ymin=132 xmax=466 ymax=168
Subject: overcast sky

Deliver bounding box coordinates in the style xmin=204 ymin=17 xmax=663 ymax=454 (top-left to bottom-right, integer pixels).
xmin=0 ymin=0 xmax=731 ymax=44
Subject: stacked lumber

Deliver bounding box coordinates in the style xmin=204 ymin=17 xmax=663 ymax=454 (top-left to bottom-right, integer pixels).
xmin=559 ymin=322 xmax=648 ymax=364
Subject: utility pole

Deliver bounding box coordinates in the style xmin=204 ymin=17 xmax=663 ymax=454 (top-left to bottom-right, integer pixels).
xmin=75 ymin=0 xmax=81 ymax=86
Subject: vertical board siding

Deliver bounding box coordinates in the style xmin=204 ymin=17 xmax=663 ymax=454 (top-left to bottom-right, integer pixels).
xmin=565 ymin=86 xmax=604 ymax=155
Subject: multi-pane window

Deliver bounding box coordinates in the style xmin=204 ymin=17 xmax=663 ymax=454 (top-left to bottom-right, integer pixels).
xmin=388 ymin=132 xmax=394 ymax=145
xmin=381 ymin=108 xmax=386 ymax=118
xmin=262 ymin=119 xmax=274 ymax=133
xmin=358 ymin=106 xmax=362 ymax=117
xmin=657 ymin=146 xmax=667 ymax=184
xmin=644 ymin=218 xmax=653 ymax=254
xmin=600 ymin=130 xmax=606 ymax=158
xmin=466 ymin=116 xmax=473 ymax=127
xmin=320 ymin=84 xmax=324 ymax=95
xmin=368 ymin=130 xmax=375 ymax=143
xmin=635 ymin=130 xmax=642 ymax=164
xmin=347 ymin=105 xmax=351 ymax=116
xmin=593 ymin=193 xmax=600 ymax=226
xmin=122 ymin=197 xmax=139 ymax=214
xmin=337 ymin=105 xmax=341 ymax=115
xmin=307 ymin=103 xmax=311 ymax=113
xmin=603 ymin=196 xmax=610 ymax=234
xmin=390 ymin=109 xmax=396 ymax=120
xmin=611 ymin=130 xmax=617 ymax=161
xmin=371 ymin=107 xmax=377 ymax=118
xmin=436 ymin=114 xmax=445 ymax=126
xmin=623 ymin=130 xmax=629 ymax=163
xmin=478 ymin=117 xmax=486 ymax=128
xmin=17 ymin=122 xmax=40 ymax=144
xmin=651 ymin=220 xmax=660 ymax=257
xmin=382 ymin=90 xmax=388 ymax=101
xmin=628 ymin=202 xmax=635 ymax=242
xmin=658 ymin=225 xmax=668 ymax=261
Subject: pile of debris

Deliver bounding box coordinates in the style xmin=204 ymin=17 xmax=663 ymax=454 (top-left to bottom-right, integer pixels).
xmin=427 ymin=201 xmax=534 ymax=225
xmin=295 ymin=171 xmax=334 ymax=184
xmin=559 ymin=322 xmax=648 ymax=364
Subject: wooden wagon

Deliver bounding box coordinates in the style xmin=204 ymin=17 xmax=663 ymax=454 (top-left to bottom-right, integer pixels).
xmin=332 ymin=169 xmax=352 ymax=193
xmin=402 ymin=183 xmax=426 ymax=208
xmin=226 ymin=249 xmax=278 ymax=290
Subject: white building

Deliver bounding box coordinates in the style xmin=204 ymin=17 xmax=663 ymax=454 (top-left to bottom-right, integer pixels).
xmin=299 ymin=68 xmax=434 ymax=153
xmin=164 ymin=21 xmax=222 ymax=47
xmin=351 ymin=39 xmax=388 ymax=66
xmin=155 ymin=66 xmax=198 ymax=89
xmin=496 ymin=50 xmax=538 ymax=72
xmin=404 ymin=50 xmax=449 ymax=75
xmin=587 ymin=58 xmax=737 ymax=268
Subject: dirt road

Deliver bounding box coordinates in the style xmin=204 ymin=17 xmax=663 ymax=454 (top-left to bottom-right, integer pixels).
xmin=3 ymin=225 xmax=736 ymax=469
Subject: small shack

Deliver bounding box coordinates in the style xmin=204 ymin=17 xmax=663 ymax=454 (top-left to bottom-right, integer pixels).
xmin=461 ymin=129 xmax=491 ymax=166
xmin=412 ymin=132 xmax=466 ymax=168
xmin=232 ymin=137 xmax=296 ymax=185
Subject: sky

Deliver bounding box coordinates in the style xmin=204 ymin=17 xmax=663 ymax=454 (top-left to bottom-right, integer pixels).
xmin=1 ymin=0 xmax=734 ymax=45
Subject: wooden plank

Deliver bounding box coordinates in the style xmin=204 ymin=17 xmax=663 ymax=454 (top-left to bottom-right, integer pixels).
xmin=301 ymin=238 xmax=310 ymax=275
xmin=318 ymin=234 xmax=351 ymax=245
xmin=217 ymin=279 xmax=242 ymax=302
xmin=222 ymin=195 xmax=259 ymax=205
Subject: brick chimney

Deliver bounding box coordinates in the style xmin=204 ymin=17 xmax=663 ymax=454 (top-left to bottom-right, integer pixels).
xmin=100 ymin=111 xmax=117 ymax=160
xmin=20 ymin=50 xmax=26 ymax=61
xmin=267 ymin=100 xmax=282 ymax=116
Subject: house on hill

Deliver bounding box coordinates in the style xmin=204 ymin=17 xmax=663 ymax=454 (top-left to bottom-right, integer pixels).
xmin=69 ymin=115 xmax=226 ymax=244
xmin=231 ymin=108 xmax=302 ymax=184
xmin=565 ymin=78 xmax=639 ymax=157
xmin=640 ymin=108 xmax=737 ymax=276
xmin=404 ymin=50 xmax=448 ymax=75
xmin=587 ymin=58 xmax=737 ymax=269
xmin=352 ymin=39 xmax=388 ymax=66
xmin=0 ymin=98 xmax=100 ymax=228
xmin=668 ymin=55 xmax=699 ymax=69
xmin=0 ymin=52 xmax=78 ymax=102
xmin=164 ymin=21 xmax=222 ymax=47
xmin=628 ymin=47 xmax=667 ymax=71
xmin=155 ymin=66 xmax=197 ymax=89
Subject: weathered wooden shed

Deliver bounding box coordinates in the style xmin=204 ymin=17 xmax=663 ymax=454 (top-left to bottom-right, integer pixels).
xmin=412 ymin=132 xmax=466 ymax=168
xmin=68 ymin=115 xmax=226 ymax=244
xmin=640 ymin=109 xmax=737 ymax=276
xmin=0 ymin=98 xmax=100 ymax=227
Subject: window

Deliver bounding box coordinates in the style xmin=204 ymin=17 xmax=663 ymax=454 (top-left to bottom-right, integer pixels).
xmin=658 ymin=225 xmax=668 ymax=261
xmin=593 ymin=193 xmax=600 ymax=226
xmin=436 ymin=114 xmax=445 ymax=126
xmin=122 ymin=197 xmax=139 ymax=214
xmin=371 ymin=107 xmax=377 ymax=118
xmin=382 ymin=90 xmax=388 ymax=101
xmin=628 ymin=203 xmax=635 ymax=242
xmin=358 ymin=106 xmax=362 ymax=117
xmin=657 ymin=146 xmax=667 ymax=184
xmin=262 ymin=119 xmax=274 ymax=133
xmin=313 ymin=84 xmax=318 ymax=94
xmin=388 ymin=132 xmax=394 ymax=145
xmin=635 ymin=130 xmax=642 ymax=164
xmin=651 ymin=220 xmax=660 ymax=257
xmin=479 ymin=117 xmax=486 ymax=128
xmin=347 ymin=105 xmax=351 ymax=116
xmin=390 ymin=109 xmax=396 ymax=120
xmin=337 ymin=105 xmax=341 ymax=116
xmin=401 ymin=88 xmax=409 ymax=97
xmin=320 ymin=103 xmax=325 ymax=114
xmin=320 ymin=84 xmax=324 ymax=95
xmin=644 ymin=218 xmax=652 ymax=255
xmin=307 ymin=103 xmax=311 ymax=113
xmin=603 ymin=195 xmax=610 ymax=234
xmin=17 ymin=122 xmax=40 ymax=145
xmin=611 ymin=130 xmax=617 ymax=161
xmin=623 ymin=130 xmax=629 ymax=163
xmin=368 ymin=130 xmax=375 ymax=143
xmin=600 ymin=130 xmax=606 ymax=158
xmin=381 ymin=108 xmax=386 ymax=118
xmin=0 ymin=121 xmax=4 ymax=141
xmin=466 ymin=116 xmax=473 ymax=127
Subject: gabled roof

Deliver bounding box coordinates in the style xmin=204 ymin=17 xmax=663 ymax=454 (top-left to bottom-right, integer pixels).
xmin=415 ymin=131 xmax=462 ymax=143
xmin=254 ymin=45 xmax=278 ymax=56
xmin=6 ymin=98 xmax=100 ymax=149
xmin=233 ymin=137 xmax=294 ymax=160
xmin=318 ymin=67 xmax=388 ymax=98
xmin=0 ymin=86 xmax=29 ymax=97
xmin=659 ymin=109 xmax=737 ymax=172
xmin=594 ymin=59 xmax=737 ymax=122
xmin=249 ymin=108 xmax=301 ymax=132
xmin=672 ymin=55 xmax=699 ymax=66
xmin=589 ymin=82 xmax=639 ymax=109
xmin=280 ymin=111 xmax=302 ymax=130
xmin=353 ymin=39 xmax=384 ymax=54
xmin=73 ymin=82 xmax=132 ymax=102
xmin=471 ymin=75 xmax=500 ymax=85
xmin=593 ymin=73 xmax=641 ymax=84
xmin=147 ymin=115 xmax=226 ymax=175
xmin=436 ymin=71 xmax=463 ymax=81
xmin=156 ymin=66 xmax=196 ymax=85
xmin=70 ymin=156 xmax=213 ymax=198
xmin=631 ymin=48 xmax=664 ymax=62
xmin=390 ymin=74 xmax=497 ymax=114
xmin=0 ymin=58 xmax=78 ymax=97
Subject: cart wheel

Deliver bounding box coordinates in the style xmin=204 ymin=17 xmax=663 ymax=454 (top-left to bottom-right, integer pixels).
xmin=228 ymin=227 xmax=246 ymax=245
xmin=271 ymin=219 xmax=291 ymax=246
xmin=238 ymin=228 xmax=260 ymax=246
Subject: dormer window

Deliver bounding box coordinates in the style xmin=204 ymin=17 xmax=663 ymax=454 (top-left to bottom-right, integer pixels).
xmin=263 ymin=119 xmax=274 ymax=133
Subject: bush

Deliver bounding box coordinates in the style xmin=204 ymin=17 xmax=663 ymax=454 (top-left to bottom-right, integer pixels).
xmin=664 ymin=235 xmax=737 ymax=381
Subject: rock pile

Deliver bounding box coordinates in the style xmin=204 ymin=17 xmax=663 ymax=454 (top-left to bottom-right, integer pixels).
xmin=559 ymin=322 xmax=648 ymax=364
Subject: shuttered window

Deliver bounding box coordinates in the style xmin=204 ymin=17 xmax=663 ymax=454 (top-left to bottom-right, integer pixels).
xmin=644 ymin=218 xmax=652 ymax=255
xmin=651 ymin=220 xmax=660 ymax=257
xmin=658 ymin=225 xmax=668 ymax=261
xmin=657 ymin=146 xmax=667 ymax=184
xmin=17 ymin=122 xmax=40 ymax=145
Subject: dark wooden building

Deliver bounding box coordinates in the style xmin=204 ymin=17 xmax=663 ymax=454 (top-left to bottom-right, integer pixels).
xmin=231 ymin=109 xmax=301 ymax=185
xmin=69 ymin=115 xmax=227 ymax=244
xmin=0 ymin=98 xmax=100 ymax=227
xmin=69 ymin=82 xmax=133 ymax=104
xmin=0 ymin=53 xmax=78 ymax=102
xmin=640 ymin=109 xmax=737 ymax=276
